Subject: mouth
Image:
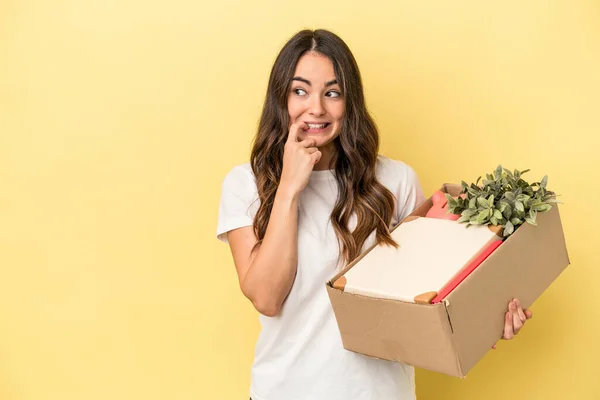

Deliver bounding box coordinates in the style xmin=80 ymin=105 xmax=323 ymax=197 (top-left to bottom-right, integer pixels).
xmin=303 ymin=122 xmax=332 ymax=133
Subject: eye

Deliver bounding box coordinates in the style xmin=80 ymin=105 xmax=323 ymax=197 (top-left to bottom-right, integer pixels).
xmin=293 ymin=88 xmax=307 ymax=96
xmin=326 ymin=90 xmax=341 ymax=98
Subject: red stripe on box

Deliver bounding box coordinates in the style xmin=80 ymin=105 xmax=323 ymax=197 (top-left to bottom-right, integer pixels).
xmin=432 ymin=239 xmax=503 ymax=304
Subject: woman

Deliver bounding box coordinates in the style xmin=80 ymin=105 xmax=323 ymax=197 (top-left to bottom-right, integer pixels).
xmin=216 ymin=29 xmax=531 ymax=400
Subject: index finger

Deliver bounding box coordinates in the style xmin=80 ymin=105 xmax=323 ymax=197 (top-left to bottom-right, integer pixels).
xmin=514 ymin=298 xmax=527 ymax=323
xmin=503 ymin=311 xmax=514 ymax=340
xmin=287 ymin=122 xmax=305 ymax=143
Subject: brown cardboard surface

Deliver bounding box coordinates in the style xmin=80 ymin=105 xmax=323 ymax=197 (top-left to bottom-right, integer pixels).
xmin=325 ymin=284 xmax=462 ymax=376
xmin=326 ymin=183 xmax=570 ymax=377
xmin=445 ymin=204 xmax=570 ymax=374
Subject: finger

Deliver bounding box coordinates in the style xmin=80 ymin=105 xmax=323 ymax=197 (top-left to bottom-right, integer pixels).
xmin=299 ymin=138 xmax=317 ymax=148
xmin=492 ymin=343 xmax=497 ymax=350
xmin=515 ymin=298 xmax=527 ymax=323
xmin=524 ymin=309 xmax=533 ymax=320
xmin=287 ymin=123 xmax=305 ymax=143
xmin=306 ymin=146 xmax=319 ymax=154
xmin=312 ymin=150 xmax=322 ymax=164
xmin=503 ymin=311 xmax=514 ymax=340
xmin=507 ymin=300 xmax=523 ymax=335
xmin=287 ymin=123 xmax=298 ymax=143
xmin=512 ymin=309 xmax=524 ymax=335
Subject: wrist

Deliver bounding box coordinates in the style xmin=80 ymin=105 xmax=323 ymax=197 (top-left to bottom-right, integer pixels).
xmin=276 ymin=183 xmax=300 ymax=203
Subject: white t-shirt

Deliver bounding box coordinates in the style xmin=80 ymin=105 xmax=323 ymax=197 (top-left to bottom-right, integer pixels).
xmin=216 ymin=155 xmax=426 ymax=400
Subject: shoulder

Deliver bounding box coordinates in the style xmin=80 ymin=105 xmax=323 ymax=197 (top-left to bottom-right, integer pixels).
xmin=222 ymin=162 xmax=256 ymax=185
xmin=220 ymin=162 xmax=258 ymax=197
xmin=375 ymin=154 xmax=420 ymax=190
xmin=216 ymin=163 xmax=260 ymax=243
xmin=225 ymin=162 xmax=254 ymax=178
xmin=376 ymin=155 xmax=426 ymax=222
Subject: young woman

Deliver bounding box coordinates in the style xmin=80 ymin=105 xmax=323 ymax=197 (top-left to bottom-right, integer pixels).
xmin=216 ymin=29 xmax=532 ymax=400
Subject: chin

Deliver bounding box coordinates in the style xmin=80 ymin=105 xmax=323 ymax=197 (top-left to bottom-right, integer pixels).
xmin=302 ymin=132 xmax=339 ymax=146
xmin=315 ymin=136 xmax=338 ymax=149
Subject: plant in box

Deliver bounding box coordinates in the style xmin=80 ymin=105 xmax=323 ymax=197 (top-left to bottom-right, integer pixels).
xmin=445 ymin=165 xmax=560 ymax=237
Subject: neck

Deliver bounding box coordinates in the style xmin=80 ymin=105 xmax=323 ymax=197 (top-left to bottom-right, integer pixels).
xmin=313 ymin=142 xmax=336 ymax=171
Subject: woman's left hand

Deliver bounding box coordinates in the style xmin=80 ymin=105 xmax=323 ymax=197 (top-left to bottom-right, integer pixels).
xmin=492 ymin=298 xmax=533 ymax=349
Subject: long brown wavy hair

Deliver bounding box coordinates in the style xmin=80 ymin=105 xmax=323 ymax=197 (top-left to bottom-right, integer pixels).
xmin=250 ymin=29 xmax=398 ymax=265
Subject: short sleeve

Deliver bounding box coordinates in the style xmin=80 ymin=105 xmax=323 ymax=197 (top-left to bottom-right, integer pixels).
xmin=395 ymin=165 xmax=426 ymax=222
xmin=216 ymin=165 xmax=260 ymax=244
xmin=376 ymin=157 xmax=426 ymax=227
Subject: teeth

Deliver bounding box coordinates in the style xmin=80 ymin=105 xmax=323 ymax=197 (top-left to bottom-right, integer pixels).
xmin=308 ymin=123 xmax=327 ymax=129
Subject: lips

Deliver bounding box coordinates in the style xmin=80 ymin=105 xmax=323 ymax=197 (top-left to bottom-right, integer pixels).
xmin=302 ymin=122 xmax=332 ymax=134
xmin=306 ymin=123 xmax=329 ymax=129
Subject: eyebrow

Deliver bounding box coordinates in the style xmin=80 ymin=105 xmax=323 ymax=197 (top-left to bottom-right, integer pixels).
xmin=292 ymin=76 xmax=338 ymax=87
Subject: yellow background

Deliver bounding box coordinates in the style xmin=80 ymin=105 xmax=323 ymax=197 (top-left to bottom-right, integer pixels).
xmin=1 ymin=0 xmax=599 ymax=399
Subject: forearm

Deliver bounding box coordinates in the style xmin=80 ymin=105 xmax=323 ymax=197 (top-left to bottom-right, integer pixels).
xmin=241 ymin=186 xmax=299 ymax=316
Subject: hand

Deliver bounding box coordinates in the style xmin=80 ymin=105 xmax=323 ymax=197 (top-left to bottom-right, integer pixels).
xmin=492 ymin=298 xmax=533 ymax=349
xmin=279 ymin=123 xmax=322 ymax=196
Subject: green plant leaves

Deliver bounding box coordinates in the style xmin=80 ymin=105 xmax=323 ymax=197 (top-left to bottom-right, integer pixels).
xmin=462 ymin=209 xmax=478 ymax=218
xmin=502 ymin=203 xmax=512 ymax=220
xmin=525 ymin=209 xmax=538 ymax=225
xmin=515 ymin=201 xmax=525 ymax=212
xmin=532 ymin=203 xmax=552 ymax=212
xmin=477 ymin=197 xmax=489 ymax=208
xmin=452 ymin=165 xmax=559 ymax=238
xmin=476 ymin=210 xmax=489 ymax=223
xmin=495 ymin=165 xmax=503 ymax=179
xmin=504 ymin=220 xmax=515 ymax=236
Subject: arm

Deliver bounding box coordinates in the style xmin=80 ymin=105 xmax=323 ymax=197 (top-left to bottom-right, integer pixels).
xmin=227 ymin=123 xmax=320 ymax=317
xmin=227 ymin=187 xmax=299 ymax=317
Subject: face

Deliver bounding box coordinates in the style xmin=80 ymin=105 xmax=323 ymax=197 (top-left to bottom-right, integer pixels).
xmin=287 ymin=52 xmax=345 ymax=148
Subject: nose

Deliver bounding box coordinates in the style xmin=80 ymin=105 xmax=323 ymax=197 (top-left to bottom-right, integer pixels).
xmin=309 ymin=95 xmax=326 ymax=117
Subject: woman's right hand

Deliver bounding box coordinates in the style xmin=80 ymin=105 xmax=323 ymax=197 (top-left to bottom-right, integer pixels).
xmin=279 ymin=123 xmax=322 ymax=197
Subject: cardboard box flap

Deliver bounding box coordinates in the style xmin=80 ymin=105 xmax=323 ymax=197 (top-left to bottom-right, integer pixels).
xmin=398 ymin=183 xmax=460 ymax=221
xmin=337 ymin=217 xmax=502 ymax=304
xmin=328 ymin=183 xmax=461 ymax=288
xmin=443 ymin=183 xmax=463 ymax=197
xmin=326 ymin=285 xmax=464 ymax=377
xmin=445 ymin=205 xmax=570 ymax=373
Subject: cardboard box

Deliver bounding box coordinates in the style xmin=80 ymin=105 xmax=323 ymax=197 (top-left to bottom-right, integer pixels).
xmin=326 ymin=183 xmax=570 ymax=377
